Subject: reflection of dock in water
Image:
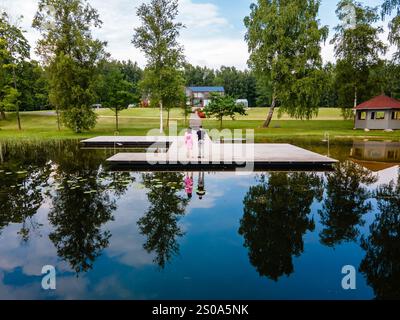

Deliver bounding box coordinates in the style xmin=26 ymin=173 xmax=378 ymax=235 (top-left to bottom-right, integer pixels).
xmin=350 ymin=141 xmax=400 ymax=172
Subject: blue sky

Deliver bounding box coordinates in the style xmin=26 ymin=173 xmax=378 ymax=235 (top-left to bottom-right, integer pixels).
xmin=0 ymin=0 xmax=395 ymax=69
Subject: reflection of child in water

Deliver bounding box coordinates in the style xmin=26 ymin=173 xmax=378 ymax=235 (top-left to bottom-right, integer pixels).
xmin=184 ymin=173 xmax=193 ymax=199
xmin=196 ymin=172 xmax=206 ymax=200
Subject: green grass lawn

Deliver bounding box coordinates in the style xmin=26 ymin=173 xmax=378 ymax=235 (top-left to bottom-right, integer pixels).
xmin=1 ymin=108 xmax=400 ymax=141
xmin=95 ymin=107 xmax=345 ymax=120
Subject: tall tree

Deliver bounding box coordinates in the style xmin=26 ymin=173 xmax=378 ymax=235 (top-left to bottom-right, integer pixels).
xmin=119 ymin=60 xmax=143 ymax=101
xmin=33 ymin=0 xmax=107 ymax=133
xmin=214 ymin=67 xmax=258 ymax=107
xmin=17 ymin=60 xmax=49 ymax=111
xmin=183 ymin=63 xmax=216 ymax=87
xmin=132 ymin=0 xmax=185 ymax=133
xmin=245 ymin=0 xmax=328 ymax=127
xmin=139 ymin=66 xmax=185 ymax=129
xmin=320 ymin=63 xmax=339 ymax=108
xmin=0 ymin=32 xmax=10 ymax=120
xmin=0 ymin=12 xmax=30 ymax=129
xmin=94 ymin=60 xmax=135 ymax=131
xmin=331 ymin=0 xmax=387 ymax=118
xmin=382 ymin=0 xmax=400 ymax=62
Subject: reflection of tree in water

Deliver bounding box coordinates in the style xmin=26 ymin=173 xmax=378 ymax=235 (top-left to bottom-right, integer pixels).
xmin=0 ymin=141 xmax=131 ymax=272
xmin=0 ymin=141 xmax=52 ymax=241
xmin=138 ymin=172 xmax=189 ymax=269
xmin=239 ymin=172 xmax=323 ymax=281
xmin=359 ymin=170 xmax=400 ymax=300
xmin=48 ymin=142 xmax=130 ymax=274
xmin=319 ymin=161 xmax=377 ymax=247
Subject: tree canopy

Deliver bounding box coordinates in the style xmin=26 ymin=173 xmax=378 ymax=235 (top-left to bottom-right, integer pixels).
xmin=332 ymin=0 xmax=387 ymax=117
xmin=245 ymin=0 xmax=329 ymax=127
xmin=33 ymin=0 xmax=107 ymax=132
xmin=0 ymin=12 xmax=30 ymax=129
xmin=132 ymin=0 xmax=185 ymax=132
xmin=203 ymin=93 xmax=247 ymax=129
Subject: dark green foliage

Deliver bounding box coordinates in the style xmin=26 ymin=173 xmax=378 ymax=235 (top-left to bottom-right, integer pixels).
xmin=239 ymin=173 xmax=323 ymax=281
xmin=94 ymin=60 xmax=136 ymax=131
xmin=245 ymin=0 xmax=328 ymax=127
xmin=360 ymin=169 xmax=400 ymax=299
xmin=33 ymin=0 xmax=107 ymax=133
xmin=132 ymin=0 xmax=185 ymax=131
xmin=138 ymin=172 xmax=189 ymax=269
xmin=319 ymin=161 xmax=377 ymax=247
xmin=332 ymin=0 xmax=387 ymax=116
xmin=0 ymin=12 xmax=30 ymax=129
xmin=17 ymin=60 xmax=49 ymax=111
xmin=203 ymin=93 xmax=247 ymax=129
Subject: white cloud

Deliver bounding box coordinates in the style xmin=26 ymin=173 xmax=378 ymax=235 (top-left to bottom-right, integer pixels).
xmin=2 ymin=0 xmax=395 ymax=71
xmin=104 ymin=185 xmax=155 ymax=268
xmin=179 ymin=0 xmax=229 ymax=30
xmin=321 ymin=41 xmax=336 ymax=64
xmin=0 ymin=0 xmax=249 ymax=69
xmin=183 ymin=36 xmax=249 ymax=70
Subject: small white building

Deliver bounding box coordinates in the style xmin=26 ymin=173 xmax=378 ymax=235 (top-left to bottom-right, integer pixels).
xmin=354 ymin=95 xmax=400 ymax=130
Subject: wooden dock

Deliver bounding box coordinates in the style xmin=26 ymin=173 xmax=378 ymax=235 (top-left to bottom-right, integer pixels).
xmin=80 ymin=136 xmax=338 ymax=171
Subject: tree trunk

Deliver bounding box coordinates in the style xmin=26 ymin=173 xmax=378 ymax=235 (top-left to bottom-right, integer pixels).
xmin=56 ymin=106 xmax=61 ymax=131
xmin=353 ymin=87 xmax=358 ymax=109
xmin=167 ymin=107 xmax=170 ymax=130
xmin=0 ymin=142 xmax=3 ymax=164
xmin=159 ymin=100 xmax=164 ymax=133
xmin=263 ymin=95 xmax=276 ymax=128
xmin=220 ymin=117 xmax=223 ymax=130
xmin=0 ymin=110 xmax=5 ymax=120
xmin=12 ymin=67 xmax=21 ymax=130
xmin=115 ymin=109 xmax=119 ymax=132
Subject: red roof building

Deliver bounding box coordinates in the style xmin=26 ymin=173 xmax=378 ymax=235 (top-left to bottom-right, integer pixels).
xmin=354 ymin=95 xmax=400 ymax=130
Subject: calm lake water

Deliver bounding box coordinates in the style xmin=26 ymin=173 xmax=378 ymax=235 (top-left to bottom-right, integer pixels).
xmin=0 ymin=139 xmax=399 ymax=300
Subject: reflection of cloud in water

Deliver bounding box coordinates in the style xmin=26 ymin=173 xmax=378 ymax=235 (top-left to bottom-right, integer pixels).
xmin=91 ymin=275 xmax=151 ymax=299
xmin=186 ymin=172 xmax=253 ymax=210
xmin=0 ymin=271 xmax=88 ymax=300
xmin=104 ymin=186 xmax=154 ymax=268
xmin=374 ymin=166 xmax=399 ymax=187
xmin=0 ymin=272 xmax=42 ymax=299
xmin=52 ymin=276 xmax=89 ymax=300
xmin=0 ymin=207 xmax=59 ymax=275
xmin=188 ymin=189 xmax=224 ymax=209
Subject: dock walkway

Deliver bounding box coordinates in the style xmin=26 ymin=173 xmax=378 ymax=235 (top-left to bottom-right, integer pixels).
xmin=81 ymin=135 xmax=338 ymax=170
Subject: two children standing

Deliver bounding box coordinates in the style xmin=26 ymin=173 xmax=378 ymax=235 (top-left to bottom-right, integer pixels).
xmin=184 ymin=126 xmax=205 ymax=159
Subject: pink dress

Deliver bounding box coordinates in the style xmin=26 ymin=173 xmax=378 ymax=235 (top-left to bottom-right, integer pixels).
xmin=184 ymin=132 xmax=193 ymax=150
xmin=184 ymin=176 xmax=193 ymax=195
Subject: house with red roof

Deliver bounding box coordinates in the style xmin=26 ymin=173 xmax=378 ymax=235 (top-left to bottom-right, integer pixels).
xmin=354 ymin=94 xmax=400 ymax=130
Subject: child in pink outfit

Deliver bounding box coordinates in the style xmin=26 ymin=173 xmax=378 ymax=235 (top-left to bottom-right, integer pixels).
xmin=184 ymin=173 xmax=193 ymax=199
xmin=184 ymin=128 xmax=194 ymax=158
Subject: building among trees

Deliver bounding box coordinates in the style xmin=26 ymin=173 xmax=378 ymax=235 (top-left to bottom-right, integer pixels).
xmin=354 ymin=95 xmax=400 ymax=130
xmin=186 ymin=86 xmax=224 ymax=109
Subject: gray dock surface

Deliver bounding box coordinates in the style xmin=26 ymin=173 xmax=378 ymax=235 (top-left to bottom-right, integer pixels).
xmin=84 ymin=135 xmax=338 ymax=170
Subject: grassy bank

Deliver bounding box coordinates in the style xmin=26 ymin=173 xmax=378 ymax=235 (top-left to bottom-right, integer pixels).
xmin=1 ymin=108 xmax=400 ymax=141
